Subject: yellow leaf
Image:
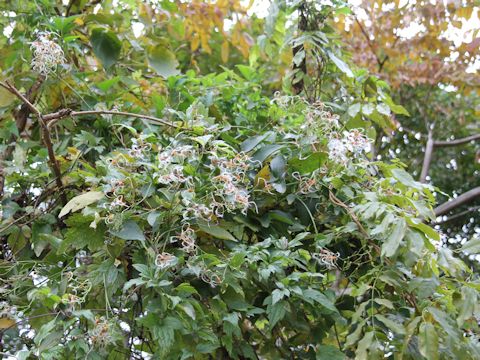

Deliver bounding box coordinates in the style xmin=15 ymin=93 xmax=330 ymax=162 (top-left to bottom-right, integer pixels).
xmin=0 ymin=317 xmax=16 ymax=329
xmin=0 ymin=86 xmax=15 ymax=107
xmin=191 ymin=34 xmax=200 ymax=52
xmin=221 ymin=41 xmax=229 ymax=63
xmin=254 ymin=165 xmax=270 ymax=187
xmin=74 ymin=17 xmax=84 ymax=26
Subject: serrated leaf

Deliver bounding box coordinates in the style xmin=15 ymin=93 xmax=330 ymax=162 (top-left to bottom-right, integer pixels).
xmin=271 ymin=288 xmax=289 ymax=305
xmin=391 ymin=168 xmax=422 ymax=190
xmin=59 ymin=214 xmax=106 ymax=253
xmin=59 ymin=191 xmax=104 ymax=218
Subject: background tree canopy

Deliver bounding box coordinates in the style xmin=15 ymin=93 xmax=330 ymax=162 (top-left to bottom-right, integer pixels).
xmin=0 ymin=0 xmax=479 ymax=359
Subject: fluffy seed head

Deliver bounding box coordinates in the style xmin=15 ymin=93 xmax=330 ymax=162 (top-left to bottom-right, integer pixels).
xmin=30 ymin=32 xmax=65 ymax=76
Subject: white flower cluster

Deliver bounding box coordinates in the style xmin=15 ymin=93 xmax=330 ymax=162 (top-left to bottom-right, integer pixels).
xmin=182 ymin=200 xmax=215 ymax=222
xmin=302 ymin=101 xmax=340 ymax=132
xmin=108 ymin=195 xmax=127 ymax=210
xmin=328 ymin=129 xmax=370 ymax=164
xmin=271 ymin=91 xmax=299 ymax=109
xmin=313 ymin=248 xmax=340 ymax=269
xmin=292 ymin=172 xmax=318 ymax=194
xmin=171 ymin=224 xmax=197 ymax=254
xmin=30 ymin=32 xmax=66 ymax=76
xmin=89 ymin=317 xmax=115 ymax=348
xmin=128 ymin=138 xmax=152 ymax=160
xmin=186 ymin=261 xmax=222 ymax=288
xmin=0 ymin=301 xmax=17 ymax=319
xmin=210 ymin=153 xmax=254 ymax=216
xmin=155 ymin=145 xmax=194 ymax=187
xmin=155 ymin=252 xmax=177 ymax=269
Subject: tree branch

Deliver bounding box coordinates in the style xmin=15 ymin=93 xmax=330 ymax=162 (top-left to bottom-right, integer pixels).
xmin=292 ymin=3 xmax=307 ymax=95
xmin=433 ymin=133 xmax=480 ymax=147
xmin=353 ymin=14 xmax=383 ymax=70
xmin=420 ymin=128 xmax=434 ymax=183
xmin=1 ymin=81 xmax=66 ymax=204
xmin=434 ymin=186 xmax=480 ymax=217
xmin=433 ymin=206 xmax=480 ymax=225
xmin=44 ymin=109 xmax=179 ymax=128
xmin=0 ymin=78 xmax=44 ymax=198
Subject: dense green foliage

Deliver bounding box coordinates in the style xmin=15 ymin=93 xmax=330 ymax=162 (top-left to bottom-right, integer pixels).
xmin=0 ymin=1 xmax=479 ymax=359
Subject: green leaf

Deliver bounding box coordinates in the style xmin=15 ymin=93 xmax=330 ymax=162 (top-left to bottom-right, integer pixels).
xmin=376 ymin=103 xmax=391 ymax=116
xmin=303 ymin=288 xmax=338 ymax=313
xmin=271 ymin=288 xmax=289 ymax=305
xmin=407 ymin=220 xmax=440 ymax=241
xmin=198 ymin=223 xmax=236 ymax=241
xmin=381 ymin=217 xmax=406 ymax=257
xmin=111 ymin=220 xmax=145 ymax=241
xmin=375 ymin=314 xmax=405 ymax=334
xmin=270 ymin=155 xmax=286 ymax=179
xmin=458 ymin=286 xmax=477 ymax=324
xmin=59 ymin=191 xmax=104 ymax=218
xmin=355 ymin=331 xmax=374 ymax=360
xmin=427 ymin=307 xmax=460 ymax=339
xmin=96 ymin=76 xmax=121 ymax=92
xmin=236 ymin=64 xmax=255 ymax=80
xmin=240 ymin=134 xmax=269 ymax=152
xmin=345 ymin=321 xmax=365 ymax=347
xmin=148 ymin=45 xmax=180 ymax=78
xmin=90 ymin=28 xmax=122 ymax=68
xmin=267 ymin=301 xmax=288 ymax=328
xmin=289 ymin=152 xmax=328 ymax=174
xmin=418 ymin=322 xmax=439 ymax=360
xmin=327 ymin=51 xmax=353 ymax=77
xmin=374 ymin=299 xmax=394 ymax=309
xmin=60 ymin=214 xmax=106 ymax=252
xmin=391 ymin=168 xmax=422 ymax=190
xmin=348 ymin=103 xmax=361 ymax=117
xmin=0 ymin=87 xmax=15 ymax=107
xmin=459 ymin=236 xmax=480 ymax=254
xmin=229 ymin=252 xmax=245 ymax=268
xmin=252 ymin=144 xmax=284 ymax=163
xmin=316 ymin=345 xmax=345 ymax=360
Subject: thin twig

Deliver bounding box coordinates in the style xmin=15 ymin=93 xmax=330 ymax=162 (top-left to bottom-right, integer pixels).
xmin=433 ymin=133 xmax=480 ymax=147
xmin=329 ymin=189 xmax=385 ymax=258
xmin=329 ymin=190 xmax=368 ymax=237
xmin=1 ymin=81 xmax=67 ymax=204
xmin=420 ymin=127 xmax=434 ymax=183
xmin=44 ymin=109 xmax=180 ymax=128
xmin=0 ymin=77 xmax=44 ymax=198
xmin=1 ymin=81 xmax=42 ymax=118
